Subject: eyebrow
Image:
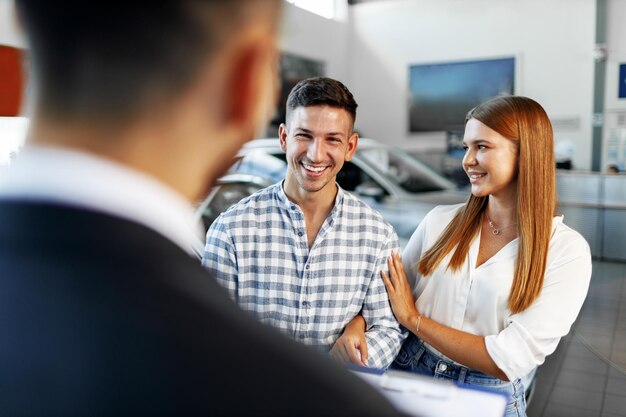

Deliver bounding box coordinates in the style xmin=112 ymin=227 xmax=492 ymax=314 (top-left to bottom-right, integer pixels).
xmin=294 ymin=127 xmax=346 ymax=138
xmin=462 ymin=138 xmax=491 ymax=146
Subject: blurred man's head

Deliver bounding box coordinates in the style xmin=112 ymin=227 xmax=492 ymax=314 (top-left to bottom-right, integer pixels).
xmin=16 ymin=0 xmax=281 ymax=200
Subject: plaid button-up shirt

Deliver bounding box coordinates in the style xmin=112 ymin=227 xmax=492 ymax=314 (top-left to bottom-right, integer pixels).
xmin=202 ymin=182 xmax=405 ymax=369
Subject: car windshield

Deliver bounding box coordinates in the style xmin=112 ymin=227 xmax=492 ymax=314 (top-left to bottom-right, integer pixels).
xmin=231 ymin=150 xmax=287 ymax=183
xmin=358 ymin=146 xmax=454 ymax=193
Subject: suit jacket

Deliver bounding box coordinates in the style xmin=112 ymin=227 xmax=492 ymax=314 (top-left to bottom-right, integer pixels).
xmin=0 ymin=201 xmax=406 ymax=416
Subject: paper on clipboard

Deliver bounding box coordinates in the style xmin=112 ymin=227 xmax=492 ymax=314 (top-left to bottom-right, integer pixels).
xmin=380 ymin=370 xmax=456 ymax=399
xmin=352 ymin=368 xmax=507 ymax=417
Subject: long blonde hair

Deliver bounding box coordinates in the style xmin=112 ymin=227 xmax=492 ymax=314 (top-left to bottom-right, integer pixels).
xmin=418 ymin=96 xmax=556 ymax=313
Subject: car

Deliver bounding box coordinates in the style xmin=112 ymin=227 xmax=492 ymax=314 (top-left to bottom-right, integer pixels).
xmin=194 ymin=138 xmax=468 ymax=249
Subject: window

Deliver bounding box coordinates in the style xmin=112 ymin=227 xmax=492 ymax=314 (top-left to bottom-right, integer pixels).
xmin=336 ymin=161 xmax=381 ymax=194
xmin=359 ymin=146 xmax=453 ymax=193
xmin=285 ymin=0 xmax=335 ymax=19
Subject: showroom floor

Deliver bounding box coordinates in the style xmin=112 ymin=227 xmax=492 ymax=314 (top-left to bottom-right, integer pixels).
xmin=527 ymin=260 xmax=626 ymax=417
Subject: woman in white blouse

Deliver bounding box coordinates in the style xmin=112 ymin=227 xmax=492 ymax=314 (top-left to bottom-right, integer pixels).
xmin=379 ymin=95 xmax=591 ymax=417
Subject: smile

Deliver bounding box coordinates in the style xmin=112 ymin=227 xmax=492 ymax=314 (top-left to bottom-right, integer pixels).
xmin=467 ymin=172 xmax=487 ymax=183
xmin=469 ymin=173 xmax=486 ymax=179
xmin=302 ymin=163 xmax=328 ymax=173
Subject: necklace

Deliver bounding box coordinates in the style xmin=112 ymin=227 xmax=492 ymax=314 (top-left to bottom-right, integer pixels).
xmin=485 ymin=214 xmax=517 ymax=236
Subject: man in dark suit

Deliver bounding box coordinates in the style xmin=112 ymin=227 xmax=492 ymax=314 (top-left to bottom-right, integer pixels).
xmin=0 ymin=1 xmax=406 ymax=415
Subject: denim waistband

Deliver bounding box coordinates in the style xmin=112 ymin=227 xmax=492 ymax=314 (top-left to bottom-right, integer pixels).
xmin=399 ymin=333 xmax=509 ymax=386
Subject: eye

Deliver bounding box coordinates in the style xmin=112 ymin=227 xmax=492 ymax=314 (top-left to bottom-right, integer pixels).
xmin=478 ymin=145 xmax=487 ymax=150
xmin=462 ymin=145 xmax=469 ymax=151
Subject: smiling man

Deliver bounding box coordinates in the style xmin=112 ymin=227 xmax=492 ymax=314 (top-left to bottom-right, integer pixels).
xmin=202 ymin=77 xmax=405 ymax=369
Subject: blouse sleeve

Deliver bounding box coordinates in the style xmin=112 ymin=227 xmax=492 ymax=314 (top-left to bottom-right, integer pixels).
xmin=401 ymin=208 xmax=431 ymax=292
xmin=485 ymin=228 xmax=592 ymax=381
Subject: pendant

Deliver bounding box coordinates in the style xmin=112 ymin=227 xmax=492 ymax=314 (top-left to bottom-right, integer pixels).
xmin=492 ymin=228 xmax=500 ymax=236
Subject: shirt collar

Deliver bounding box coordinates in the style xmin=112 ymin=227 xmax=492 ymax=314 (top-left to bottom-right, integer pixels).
xmin=276 ymin=180 xmax=345 ymax=216
xmin=0 ymin=146 xmax=203 ymax=256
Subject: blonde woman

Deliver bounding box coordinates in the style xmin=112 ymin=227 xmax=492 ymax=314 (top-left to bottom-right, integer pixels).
xmin=374 ymin=96 xmax=591 ymax=417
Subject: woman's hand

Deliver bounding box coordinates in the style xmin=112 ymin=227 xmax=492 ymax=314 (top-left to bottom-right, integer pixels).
xmin=330 ymin=314 xmax=368 ymax=366
xmin=381 ymin=251 xmax=420 ymax=330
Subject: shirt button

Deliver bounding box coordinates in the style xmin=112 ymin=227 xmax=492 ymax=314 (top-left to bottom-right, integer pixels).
xmin=305 ymin=264 xmax=310 ymax=269
xmin=298 ymin=231 xmax=303 ymax=237
xmin=439 ymin=363 xmax=447 ymax=371
xmin=290 ymin=205 xmax=296 ymax=210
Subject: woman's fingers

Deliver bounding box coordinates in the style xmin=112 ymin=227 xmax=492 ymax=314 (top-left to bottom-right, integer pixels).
xmin=381 ymin=270 xmax=394 ymax=293
xmin=392 ymin=251 xmax=401 ymax=269
xmin=391 ymin=252 xmax=408 ymax=286
xmin=383 ymin=251 xmax=406 ymax=292
xmin=387 ymin=254 xmax=398 ymax=282
xmin=387 ymin=254 xmax=396 ymax=280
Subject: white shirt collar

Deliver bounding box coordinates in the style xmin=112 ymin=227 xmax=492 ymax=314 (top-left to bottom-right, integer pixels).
xmin=0 ymin=146 xmax=204 ymax=256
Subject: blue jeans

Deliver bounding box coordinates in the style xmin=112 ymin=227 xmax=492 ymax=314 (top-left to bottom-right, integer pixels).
xmin=391 ymin=334 xmax=527 ymax=417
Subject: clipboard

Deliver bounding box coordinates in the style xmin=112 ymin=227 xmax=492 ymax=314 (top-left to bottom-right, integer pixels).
xmin=350 ymin=366 xmax=508 ymax=417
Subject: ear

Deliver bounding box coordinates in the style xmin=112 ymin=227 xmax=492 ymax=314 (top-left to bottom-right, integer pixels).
xmin=344 ymin=132 xmax=359 ymax=161
xmin=278 ymin=123 xmax=288 ymax=151
xmin=220 ymin=33 xmax=278 ymax=141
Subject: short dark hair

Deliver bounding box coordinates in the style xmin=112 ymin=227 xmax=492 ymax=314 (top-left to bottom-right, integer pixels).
xmin=16 ymin=0 xmax=279 ymax=126
xmin=286 ymin=77 xmax=358 ymax=127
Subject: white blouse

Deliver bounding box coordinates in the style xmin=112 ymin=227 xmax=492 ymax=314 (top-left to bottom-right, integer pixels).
xmin=402 ymin=203 xmax=592 ymax=381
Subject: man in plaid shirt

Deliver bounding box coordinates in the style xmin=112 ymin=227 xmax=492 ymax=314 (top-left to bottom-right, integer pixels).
xmin=202 ymin=77 xmax=405 ymax=369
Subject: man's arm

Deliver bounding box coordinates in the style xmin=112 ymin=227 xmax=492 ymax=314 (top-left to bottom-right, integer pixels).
xmin=361 ymin=231 xmax=407 ymax=369
xmin=330 ymin=314 xmax=368 ymax=366
xmin=201 ymin=215 xmax=238 ymax=301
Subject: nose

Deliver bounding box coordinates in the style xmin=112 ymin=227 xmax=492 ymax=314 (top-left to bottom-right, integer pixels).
xmin=307 ymin=139 xmax=325 ymax=163
xmin=463 ymin=147 xmax=476 ymax=168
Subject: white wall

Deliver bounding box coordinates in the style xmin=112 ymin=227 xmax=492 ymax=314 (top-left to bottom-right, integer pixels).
xmin=280 ymin=3 xmax=350 ymax=85
xmin=348 ymin=0 xmax=596 ymax=170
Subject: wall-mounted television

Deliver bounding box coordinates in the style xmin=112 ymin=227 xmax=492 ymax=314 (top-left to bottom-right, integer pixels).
xmin=409 ymin=57 xmax=515 ymax=132
xmin=268 ymin=52 xmax=325 ymax=131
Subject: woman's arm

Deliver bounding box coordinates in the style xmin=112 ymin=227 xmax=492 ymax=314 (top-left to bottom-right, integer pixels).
xmin=381 ymin=252 xmax=508 ymax=381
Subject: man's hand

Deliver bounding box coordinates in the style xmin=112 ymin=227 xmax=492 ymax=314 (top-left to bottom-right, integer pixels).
xmin=330 ymin=315 xmax=368 ymax=366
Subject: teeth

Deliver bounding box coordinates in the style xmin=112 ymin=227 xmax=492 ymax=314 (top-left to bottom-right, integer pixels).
xmin=303 ymin=163 xmax=326 ymax=172
xmin=470 ymin=173 xmax=486 ymax=179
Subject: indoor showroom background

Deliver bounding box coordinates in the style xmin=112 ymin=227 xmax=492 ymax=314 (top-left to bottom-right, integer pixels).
xmin=2 ymin=2 xmax=626 ymax=417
